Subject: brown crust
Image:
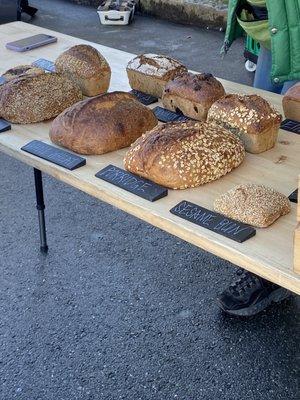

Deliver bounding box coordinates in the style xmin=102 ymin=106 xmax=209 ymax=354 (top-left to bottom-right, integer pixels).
xmin=0 ymin=73 xmax=83 ymax=124
xmin=2 ymin=64 xmax=45 ymax=81
xmin=207 ymin=94 xmax=282 ymax=136
xmin=124 ymin=120 xmax=245 ymax=189
xmin=55 ymin=44 xmax=111 ymax=96
xmin=214 ymin=184 xmax=291 ymax=228
xmin=283 ymin=82 xmax=300 ymax=101
xmin=49 ymin=91 xmax=158 ymax=155
xmin=282 ymin=83 xmax=300 ymax=122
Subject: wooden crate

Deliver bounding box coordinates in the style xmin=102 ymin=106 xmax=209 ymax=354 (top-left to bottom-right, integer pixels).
xmin=294 ymin=176 xmax=300 ymax=274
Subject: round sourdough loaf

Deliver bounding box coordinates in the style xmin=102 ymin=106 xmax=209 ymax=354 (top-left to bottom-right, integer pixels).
xmin=49 ymin=91 xmax=158 ymax=155
xmin=124 ymin=121 xmax=245 ymax=189
xmin=55 ymin=44 xmax=111 ymax=97
xmin=0 ymin=73 xmax=83 ymax=124
xmin=2 ymin=64 xmax=45 ymax=81
xmin=162 ymin=72 xmax=225 ymax=121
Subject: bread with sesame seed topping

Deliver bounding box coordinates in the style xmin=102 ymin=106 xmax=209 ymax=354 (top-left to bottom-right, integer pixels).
xmin=126 ymin=53 xmax=187 ymax=98
xmin=162 ymin=72 xmax=225 ymax=121
xmin=207 ymin=94 xmax=282 ymax=154
xmin=124 ymin=120 xmax=245 ymax=189
xmin=55 ymin=44 xmax=111 ymax=97
xmin=49 ymin=91 xmax=158 ymax=155
xmin=214 ymin=184 xmax=291 ymax=228
xmin=0 ymin=73 xmax=83 ymax=124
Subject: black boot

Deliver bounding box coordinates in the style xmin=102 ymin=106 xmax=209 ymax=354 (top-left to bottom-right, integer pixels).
xmin=217 ymin=270 xmax=291 ymax=316
xmin=21 ymin=1 xmax=38 ymax=17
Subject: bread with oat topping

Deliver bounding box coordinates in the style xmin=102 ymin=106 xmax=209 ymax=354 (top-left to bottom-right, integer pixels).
xmin=124 ymin=120 xmax=245 ymax=189
xmin=207 ymin=94 xmax=282 ymax=154
xmin=55 ymin=44 xmax=111 ymax=96
xmin=0 ymin=73 xmax=83 ymax=124
xmin=214 ymin=184 xmax=291 ymax=228
xmin=162 ymin=72 xmax=225 ymax=121
xmin=126 ymin=53 xmax=188 ymax=98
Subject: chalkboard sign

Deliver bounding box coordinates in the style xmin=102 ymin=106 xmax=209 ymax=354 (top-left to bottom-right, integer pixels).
xmin=21 ymin=140 xmax=86 ymax=170
xmin=95 ymin=165 xmax=168 ymax=202
xmin=0 ymin=76 xmax=6 ymax=85
xmin=0 ymin=119 xmax=11 ymax=133
xmin=153 ymin=106 xmax=190 ymax=123
xmin=289 ymin=189 xmax=298 ymax=203
xmin=32 ymin=58 xmax=56 ymax=72
xmin=170 ymin=201 xmax=256 ymax=243
xmin=130 ymin=90 xmax=158 ymax=105
xmin=281 ymin=119 xmax=300 ymax=134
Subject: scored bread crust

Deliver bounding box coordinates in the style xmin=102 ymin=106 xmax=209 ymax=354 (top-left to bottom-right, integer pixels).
xmin=214 ymin=184 xmax=291 ymax=228
xmin=126 ymin=53 xmax=187 ymax=98
xmin=207 ymin=94 xmax=282 ymax=154
xmin=124 ymin=120 xmax=245 ymax=189
xmin=55 ymin=44 xmax=111 ymax=96
xmin=162 ymin=72 xmax=225 ymax=121
xmin=49 ymin=91 xmax=158 ymax=155
xmin=282 ymin=82 xmax=300 ymax=122
xmin=0 ymin=73 xmax=83 ymax=124
xmin=2 ymin=65 xmax=45 ymax=81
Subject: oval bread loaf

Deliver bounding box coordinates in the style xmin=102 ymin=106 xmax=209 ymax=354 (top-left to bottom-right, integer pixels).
xmin=49 ymin=91 xmax=158 ymax=155
xmin=0 ymin=73 xmax=83 ymax=124
xmin=55 ymin=44 xmax=111 ymax=96
xmin=124 ymin=120 xmax=245 ymax=189
xmin=2 ymin=64 xmax=45 ymax=81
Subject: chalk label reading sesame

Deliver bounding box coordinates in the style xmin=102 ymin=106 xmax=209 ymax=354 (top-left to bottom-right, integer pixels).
xmin=95 ymin=165 xmax=168 ymax=202
xmin=170 ymin=201 xmax=256 ymax=243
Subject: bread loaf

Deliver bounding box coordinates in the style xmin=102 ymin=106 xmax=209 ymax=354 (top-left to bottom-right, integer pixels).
xmin=282 ymin=82 xmax=300 ymax=122
xmin=49 ymin=91 xmax=158 ymax=155
xmin=126 ymin=53 xmax=187 ymax=98
xmin=207 ymin=94 xmax=282 ymax=154
xmin=2 ymin=65 xmax=44 ymax=81
xmin=0 ymin=73 xmax=83 ymax=124
xmin=162 ymin=72 xmax=225 ymax=121
xmin=55 ymin=44 xmax=111 ymax=96
xmin=214 ymin=184 xmax=291 ymax=228
xmin=124 ymin=121 xmax=245 ymax=189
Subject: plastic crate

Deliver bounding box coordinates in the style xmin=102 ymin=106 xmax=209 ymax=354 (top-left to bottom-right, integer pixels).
xmin=97 ymin=0 xmax=135 ymax=25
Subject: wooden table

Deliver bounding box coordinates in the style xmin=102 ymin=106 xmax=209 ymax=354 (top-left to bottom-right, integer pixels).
xmin=0 ymin=22 xmax=299 ymax=294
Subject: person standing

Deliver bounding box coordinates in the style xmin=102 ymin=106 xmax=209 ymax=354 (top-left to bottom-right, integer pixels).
xmin=217 ymin=0 xmax=300 ymax=316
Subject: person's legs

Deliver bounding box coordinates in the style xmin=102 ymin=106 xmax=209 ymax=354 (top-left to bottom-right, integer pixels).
xmin=253 ymin=46 xmax=283 ymax=93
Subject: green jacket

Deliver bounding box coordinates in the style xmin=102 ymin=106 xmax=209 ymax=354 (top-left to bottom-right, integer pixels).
xmin=223 ymin=0 xmax=300 ymax=84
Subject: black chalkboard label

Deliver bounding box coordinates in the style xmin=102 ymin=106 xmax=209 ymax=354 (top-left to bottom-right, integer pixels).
xmin=281 ymin=119 xmax=300 ymax=134
xmin=0 ymin=119 xmax=11 ymax=133
xmin=170 ymin=201 xmax=256 ymax=243
xmin=95 ymin=165 xmax=168 ymax=202
xmin=0 ymin=76 xmax=6 ymax=85
xmin=32 ymin=58 xmax=56 ymax=72
xmin=130 ymin=90 xmax=158 ymax=105
xmin=21 ymin=140 xmax=86 ymax=170
xmin=289 ymin=189 xmax=298 ymax=203
xmin=153 ymin=106 xmax=190 ymax=123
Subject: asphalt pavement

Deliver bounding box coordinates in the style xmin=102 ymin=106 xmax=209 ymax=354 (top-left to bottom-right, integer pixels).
xmin=0 ymin=1 xmax=299 ymax=399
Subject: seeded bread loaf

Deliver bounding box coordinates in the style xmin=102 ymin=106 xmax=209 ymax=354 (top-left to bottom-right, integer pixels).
xmin=162 ymin=72 xmax=225 ymax=121
xmin=207 ymin=94 xmax=282 ymax=154
xmin=126 ymin=53 xmax=188 ymax=98
xmin=55 ymin=44 xmax=111 ymax=96
xmin=282 ymin=82 xmax=300 ymax=122
xmin=2 ymin=65 xmax=44 ymax=81
xmin=214 ymin=184 xmax=291 ymax=228
xmin=0 ymin=73 xmax=83 ymax=124
xmin=124 ymin=121 xmax=245 ymax=189
xmin=49 ymin=91 xmax=158 ymax=155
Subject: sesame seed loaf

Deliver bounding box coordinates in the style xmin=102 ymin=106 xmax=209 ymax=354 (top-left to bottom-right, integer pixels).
xmin=0 ymin=73 xmax=83 ymax=124
xmin=2 ymin=65 xmax=45 ymax=82
xmin=214 ymin=184 xmax=291 ymax=228
xmin=126 ymin=53 xmax=188 ymax=98
xmin=282 ymin=82 xmax=300 ymax=122
xmin=124 ymin=121 xmax=245 ymax=189
xmin=162 ymin=72 xmax=225 ymax=121
xmin=49 ymin=91 xmax=158 ymax=155
xmin=55 ymin=44 xmax=111 ymax=97
xmin=207 ymin=94 xmax=282 ymax=154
